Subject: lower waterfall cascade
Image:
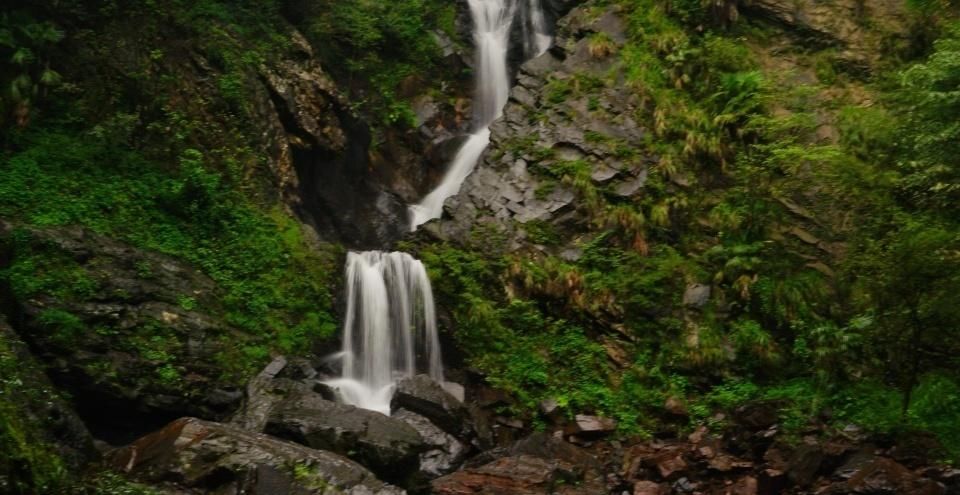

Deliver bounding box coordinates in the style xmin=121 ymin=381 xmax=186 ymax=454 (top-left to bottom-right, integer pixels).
xmin=324 ymin=252 xmax=450 ymax=415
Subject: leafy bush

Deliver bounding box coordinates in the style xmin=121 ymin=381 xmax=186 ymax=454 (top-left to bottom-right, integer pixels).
xmin=0 ymin=128 xmax=338 ymax=379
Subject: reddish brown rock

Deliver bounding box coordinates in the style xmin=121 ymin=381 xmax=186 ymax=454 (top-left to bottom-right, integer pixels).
xmin=633 ymin=480 xmax=667 ymax=495
xmin=431 ymin=455 xmax=579 ymax=494
xmin=708 ymin=454 xmax=753 ymax=472
xmin=654 ymin=451 xmax=687 ymax=479
xmin=729 ymin=475 xmax=758 ymax=495
xmin=841 ymin=457 xmax=945 ymax=495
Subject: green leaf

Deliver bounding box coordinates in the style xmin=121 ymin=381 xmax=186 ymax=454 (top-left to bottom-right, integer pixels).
xmin=10 ymin=47 xmax=34 ymax=65
xmin=39 ymin=69 xmax=61 ymax=86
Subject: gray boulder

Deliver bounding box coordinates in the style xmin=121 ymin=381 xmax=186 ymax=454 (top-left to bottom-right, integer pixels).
xmin=109 ymin=417 xmax=403 ymax=495
xmin=265 ymin=391 xmax=425 ymax=483
xmin=391 ymin=375 xmax=473 ymax=440
xmin=394 ymin=408 xmax=469 ymax=477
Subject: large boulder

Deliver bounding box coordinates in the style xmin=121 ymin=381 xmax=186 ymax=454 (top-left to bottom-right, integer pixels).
xmin=391 ymin=375 xmax=473 ymax=440
xmin=264 ymin=390 xmax=426 ymax=484
xmin=109 ymin=417 xmax=404 ymax=494
xmin=0 ymin=223 xmax=244 ymax=440
xmin=231 ymin=358 xmax=427 ymax=483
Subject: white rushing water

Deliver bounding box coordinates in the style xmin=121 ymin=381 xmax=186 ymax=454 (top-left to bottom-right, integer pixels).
xmin=409 ymin=0 xmax=553 ymax=230
xmin=324 ymin=251 xmax=445 ymax=415
xmin=525 ymin=0 xmax=553 ymax=57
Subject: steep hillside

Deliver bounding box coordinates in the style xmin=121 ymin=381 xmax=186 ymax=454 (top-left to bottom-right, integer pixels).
xmin=1 ymin=0 xmax=959 ymax=493
xmin=416 ymin=0 xmax=960 ymax=464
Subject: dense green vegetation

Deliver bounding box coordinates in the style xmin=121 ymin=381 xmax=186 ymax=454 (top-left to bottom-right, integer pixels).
xmin=413 ymin=0 xmax=960 ymax=458
xmin=294 ymin=0 xmax=460 ymax=126
xmin=1 ymin=0 xmax=959 ymax=490
xmin=0 ymin=130 xmax=339 ymax=374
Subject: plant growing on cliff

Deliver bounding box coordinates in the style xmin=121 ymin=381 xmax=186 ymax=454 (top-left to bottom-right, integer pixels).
xmin=0 ymin=10 xmax=63 ymax=128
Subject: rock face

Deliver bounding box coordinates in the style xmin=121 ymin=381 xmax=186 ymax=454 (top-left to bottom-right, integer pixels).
xmin=0 ymin=315 xmax=96 ymax=473
xmin=255 ymin=31 xmax=409 ymax=248
xmin=0 ymin=223 xmax=244 ymax=441
xmin=433 ymin=5 xmax=649 ymax=244
xmin=742 ymin=0 xmax=907 ymax=72
xmin=109 ymin=417 xmax=404 ymax=495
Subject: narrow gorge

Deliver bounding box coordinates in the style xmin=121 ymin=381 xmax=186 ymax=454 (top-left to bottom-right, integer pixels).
xmin=2 ymin=0 xmax=960 ymax=494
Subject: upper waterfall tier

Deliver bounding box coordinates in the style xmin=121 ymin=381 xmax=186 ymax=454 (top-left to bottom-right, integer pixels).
xmin=409 ymin=0 xmax=553 ymax=230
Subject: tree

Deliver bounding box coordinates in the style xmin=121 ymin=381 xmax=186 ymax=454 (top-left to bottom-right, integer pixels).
xmin=853 ymin=217 xmax=960 ymax=416
xmin=894 ymin=22 xmax=960 ymax=217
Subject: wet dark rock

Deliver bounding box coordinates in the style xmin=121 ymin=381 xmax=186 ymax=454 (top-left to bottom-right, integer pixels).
xmin=394 ymin=408 xmax=469 ymax=478
xmin=229 ymin=359 xmax=427 ymax=483
xmin=229 ymin=356 xmax=294 ymax=432
xmin=109 ymin=417 xmax=403 ymax=494
xmin=391 ymin=374 xmax=472 ymax=439
xmin=264 ymin=391 xmax=426 ymax=483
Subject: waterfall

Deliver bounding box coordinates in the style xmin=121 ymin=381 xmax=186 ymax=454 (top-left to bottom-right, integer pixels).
xmin=324 ymin=252 xmax=445 ymax=415
xmin=409 ymin=0 xmax=553 ymax=230
xmin=325 ymin=0 xmax=555 ymax=415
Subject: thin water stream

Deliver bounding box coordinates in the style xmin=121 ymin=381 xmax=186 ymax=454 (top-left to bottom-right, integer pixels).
xmin=409 ymin=0 xmax=552 ymax=230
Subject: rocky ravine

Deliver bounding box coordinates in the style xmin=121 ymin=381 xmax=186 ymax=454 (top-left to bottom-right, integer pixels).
xmin=2 ymin=223 xmax=958 ymax=494
xmin=102 ymin=356 xmax=960 ymax=495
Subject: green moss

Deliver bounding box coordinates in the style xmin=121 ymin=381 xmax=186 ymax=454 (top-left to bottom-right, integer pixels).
xmin=0 ymin=333 xmax=69 ymax=493
xmin=0 ymin=128 xmax=338 ymax=381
